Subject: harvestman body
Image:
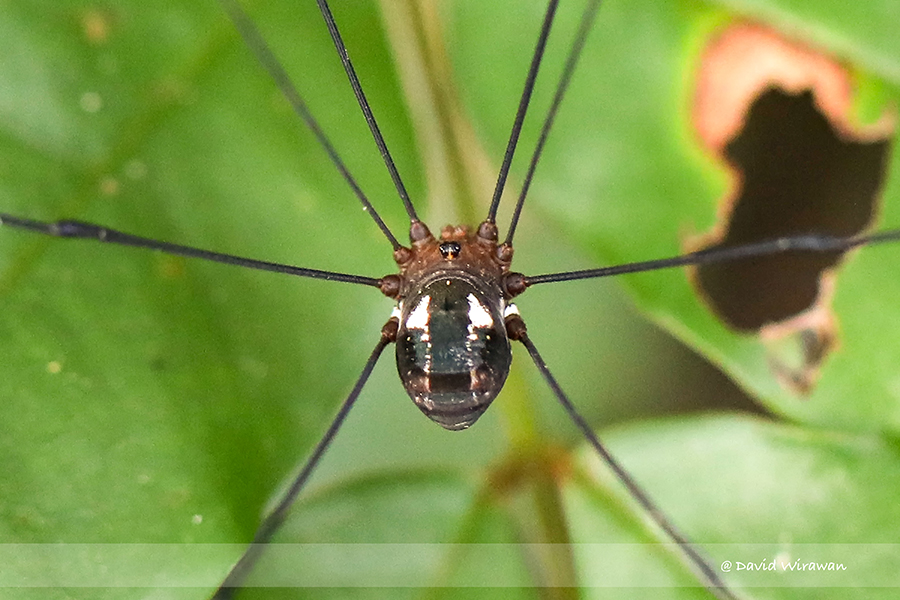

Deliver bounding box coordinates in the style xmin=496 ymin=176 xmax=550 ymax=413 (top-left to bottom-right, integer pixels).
xmin=389 ymin=221 xmax=520 ymax=430
xmin=2 ymin=0 xmax=898 ymax=598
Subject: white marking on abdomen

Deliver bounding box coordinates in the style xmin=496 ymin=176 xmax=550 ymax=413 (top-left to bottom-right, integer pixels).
xmin=466 ymin=294 xmax=493 ymax=328
xmin=406 ymin=295 xmax=431 ymax=329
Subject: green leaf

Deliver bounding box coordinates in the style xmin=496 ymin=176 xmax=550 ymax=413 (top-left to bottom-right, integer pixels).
xmin=447 ymin=0 xmax=900 ymax=430
xmin=1 ymin=1 xmax=898 ymax=599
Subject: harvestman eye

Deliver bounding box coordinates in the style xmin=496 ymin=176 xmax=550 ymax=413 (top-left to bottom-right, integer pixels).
xmin=1 ymin=0 xmax=897 ymax=598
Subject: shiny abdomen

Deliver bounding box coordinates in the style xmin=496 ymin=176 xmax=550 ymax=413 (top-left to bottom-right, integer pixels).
xmin=396 ymin=273 xmax=511 ymax=430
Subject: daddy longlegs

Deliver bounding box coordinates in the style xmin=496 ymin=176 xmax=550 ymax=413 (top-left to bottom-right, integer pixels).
xmin=2 ymin=0 xmax=898 ymax=598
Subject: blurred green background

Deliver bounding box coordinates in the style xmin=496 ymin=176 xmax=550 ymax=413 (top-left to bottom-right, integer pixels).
xmin=0 ymin=0 xmax=898 ymax=599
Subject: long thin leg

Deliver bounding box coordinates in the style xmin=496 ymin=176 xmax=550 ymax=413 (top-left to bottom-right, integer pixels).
xmin=212 ymin=321 xmax=397 ymax=599
xmin=218 ymin=0 xmax=402 ymax=249
xmin=507 ymin=315 xmax=739 ymax=600
xmin=504 ymin=0 xmax=603 ymax=247
xmin=486 ymin=0 xmax=559 ymax=223
xmin=315 ymin=0 xmax=419 ymax=223
xmin=0 ymin=214 xmax=382 ymax=287
xmin=525 ymin=229 xmax=900 ymax=286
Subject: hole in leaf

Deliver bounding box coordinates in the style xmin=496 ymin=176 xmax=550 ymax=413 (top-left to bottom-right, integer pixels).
xmin=690 ymin=24 xmax=894 ymax=393
xmin=698 ymin=87 xmax=889 ymax=330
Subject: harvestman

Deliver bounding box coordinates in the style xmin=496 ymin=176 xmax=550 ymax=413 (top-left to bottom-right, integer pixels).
xmin=2 ymin=0 xmax=898 ymax=598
